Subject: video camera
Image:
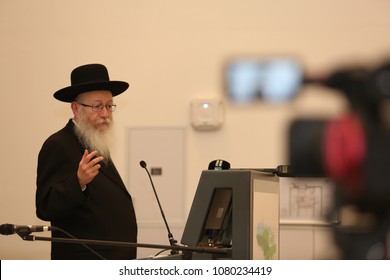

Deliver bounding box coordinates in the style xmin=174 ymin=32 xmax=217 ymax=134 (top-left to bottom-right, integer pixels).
xmin=226 ymin=57 xmax=390 ymax=259
xmin=289 ymin=61 xmax=390 ymax=210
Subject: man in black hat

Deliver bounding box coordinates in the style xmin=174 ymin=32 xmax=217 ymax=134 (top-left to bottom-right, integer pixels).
xmin=36 ymin=64 xmax=137 ymax=260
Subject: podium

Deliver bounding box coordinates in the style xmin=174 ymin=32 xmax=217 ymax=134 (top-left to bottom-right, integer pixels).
xmin=180 ymin=170 xmax=279 ymax=260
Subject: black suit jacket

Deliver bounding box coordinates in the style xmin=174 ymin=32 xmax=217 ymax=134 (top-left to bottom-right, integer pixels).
xmin=36 ymin=119 xmax=137 ymax=259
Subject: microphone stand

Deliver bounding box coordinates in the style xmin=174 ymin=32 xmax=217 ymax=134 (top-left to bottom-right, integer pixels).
xmin=231 ymin=165 xmax=295 ymax=177
xmin=19 ymin=234 xmax=231 ymax=260
xmin=140 ymin=161 xmax=179 ymax=255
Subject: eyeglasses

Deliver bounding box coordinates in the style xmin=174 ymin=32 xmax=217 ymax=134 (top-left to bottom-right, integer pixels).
xmin=77 ymin=103 xmax=117 ymax=112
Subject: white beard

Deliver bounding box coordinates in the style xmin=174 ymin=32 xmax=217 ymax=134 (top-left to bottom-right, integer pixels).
xmin=73 ymin=113 xmax=115 ymax=163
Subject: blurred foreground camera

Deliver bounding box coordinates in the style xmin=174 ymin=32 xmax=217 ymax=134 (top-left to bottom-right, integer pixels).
xmin=288 ymin=60 xmax=390 ymax=259
xmin=289 ymin=60 xmax=390 ymax=209
xmin=226 ymin=57 xmax=390 ymax=258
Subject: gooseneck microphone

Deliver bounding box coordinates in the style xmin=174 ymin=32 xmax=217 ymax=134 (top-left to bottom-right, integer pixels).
xmin=0 ymin=224 xmax=53 ymax=236
xmin=254 ymin=165 xmax=295 ymax=177
xmin=139 ymin=160 xmax=178 ymax=255
xmin=1 ymin=223 xmax=106 ymax=259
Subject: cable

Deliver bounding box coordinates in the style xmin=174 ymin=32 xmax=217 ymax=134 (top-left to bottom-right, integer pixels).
xmin=51 ymin=226 xmax=106 ymax=260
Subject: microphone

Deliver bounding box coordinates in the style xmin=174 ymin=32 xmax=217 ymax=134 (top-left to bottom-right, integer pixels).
xmin=139 ymin=160 xmax=179 ymax=255
xmin=0 ymin=223 xmax=53 ymax=236
xmin=1 ymin=223 xmax=106 ymax=259
xmin=254 ymin=165 xmax=295 ymax=177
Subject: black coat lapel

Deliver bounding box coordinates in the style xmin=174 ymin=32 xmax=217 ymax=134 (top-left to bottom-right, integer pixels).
xmin=99 ymin=161 xmax=129 ymax=194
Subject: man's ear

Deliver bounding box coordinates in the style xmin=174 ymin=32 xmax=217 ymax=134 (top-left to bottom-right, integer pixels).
xmin=71 ymin=102 xmax=79 ymax=118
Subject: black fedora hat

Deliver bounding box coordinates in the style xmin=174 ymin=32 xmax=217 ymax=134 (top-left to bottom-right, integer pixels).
xmin=53 ymin=63 xmax=129 ymax=102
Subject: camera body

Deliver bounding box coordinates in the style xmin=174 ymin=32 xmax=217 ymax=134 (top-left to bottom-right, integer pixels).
xmin=288 ymin=62 xmax=390 ymax=209
xmin=226 ymin=58 xmax=390 ymax=258
xmin=288 ymin=61 xmax=390 ymax=259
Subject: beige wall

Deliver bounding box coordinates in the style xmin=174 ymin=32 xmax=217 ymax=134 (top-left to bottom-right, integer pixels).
xmin=1 ymin=0 xmax=390 ymax=259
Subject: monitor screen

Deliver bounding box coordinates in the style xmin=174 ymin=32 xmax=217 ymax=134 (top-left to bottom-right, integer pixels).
xmin=226 ymin=57 xmax=303 ymax=103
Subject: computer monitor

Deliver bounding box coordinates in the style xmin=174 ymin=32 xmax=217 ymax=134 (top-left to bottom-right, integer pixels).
xmin=181 ymin=169 xmax=280 ymax=259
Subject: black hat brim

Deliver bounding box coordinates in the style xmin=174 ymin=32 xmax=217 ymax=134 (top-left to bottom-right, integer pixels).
xmin=53 ymin=81 xmax=129 ymax=102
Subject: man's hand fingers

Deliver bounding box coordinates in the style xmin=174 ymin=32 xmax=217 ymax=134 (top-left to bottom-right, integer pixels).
xmin=90 ymin=155 xmax=105 ymax=166
xmin=78 ymin=150 xmax=104 ymax=186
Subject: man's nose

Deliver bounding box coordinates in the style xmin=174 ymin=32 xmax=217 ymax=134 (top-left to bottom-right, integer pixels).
xmin=99 ymin=106 xmax=110 ymax=116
